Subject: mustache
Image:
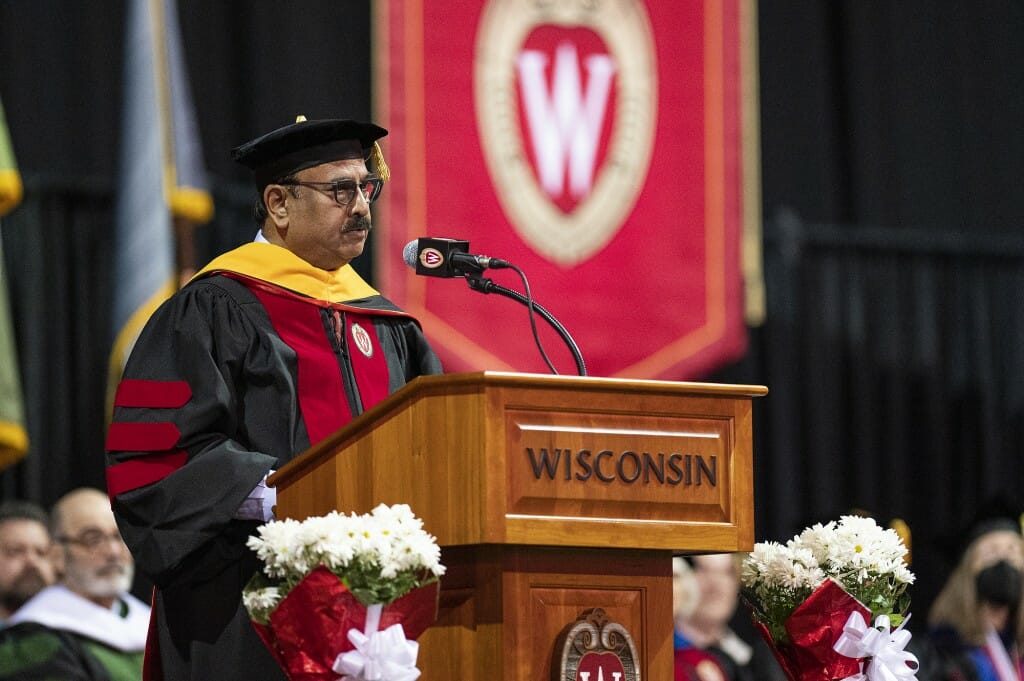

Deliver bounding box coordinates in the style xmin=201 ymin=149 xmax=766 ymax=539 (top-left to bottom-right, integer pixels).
xmin=343 ymin=216 xmax=372 ymax=233
xmin=95 ymin=562 xmax=129 ymax=576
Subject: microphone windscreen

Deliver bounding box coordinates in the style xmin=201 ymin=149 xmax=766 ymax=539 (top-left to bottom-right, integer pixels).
xmin=402 ymin=239 xmax=419 ymax=269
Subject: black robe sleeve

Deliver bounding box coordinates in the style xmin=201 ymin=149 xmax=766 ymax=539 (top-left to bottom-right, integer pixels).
xmin=107 ymin=279 xmax=283 ymax=588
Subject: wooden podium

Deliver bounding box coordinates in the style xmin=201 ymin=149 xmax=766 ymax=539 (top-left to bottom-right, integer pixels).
xmin=270 ymin=372 xmax=766 ymax=680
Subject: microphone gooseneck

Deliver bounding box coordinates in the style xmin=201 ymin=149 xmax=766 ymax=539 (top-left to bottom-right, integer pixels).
xmin=401 ymin=237 xmax=587 ymax=376
xmin=464 ymin=276 xmax=588 ymax=377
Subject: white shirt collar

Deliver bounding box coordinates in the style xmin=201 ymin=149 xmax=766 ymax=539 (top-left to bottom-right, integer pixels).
xmin=8 ymin=584 xmax=150 ymax=651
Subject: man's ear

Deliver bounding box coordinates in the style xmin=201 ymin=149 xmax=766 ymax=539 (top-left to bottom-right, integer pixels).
xmin=263 ymin=185 xmax=290 ymax=229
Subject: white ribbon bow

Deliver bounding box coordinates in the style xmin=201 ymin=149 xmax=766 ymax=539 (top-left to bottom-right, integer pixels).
xmin=332 ymin=603 xmax=421 ymax=681
xmin=832 ymin=611 xmax=919 ymax=681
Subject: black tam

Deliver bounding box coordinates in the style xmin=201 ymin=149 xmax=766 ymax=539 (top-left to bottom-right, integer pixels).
xmin=232 ymin=117 xmax=388 ymax=188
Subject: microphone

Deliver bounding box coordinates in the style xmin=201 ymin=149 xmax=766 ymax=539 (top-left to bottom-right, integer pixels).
xmin=402 ymin=237 xmax=511 ymax=278
xmin=401 ymin=236 xmax=588 ymax=376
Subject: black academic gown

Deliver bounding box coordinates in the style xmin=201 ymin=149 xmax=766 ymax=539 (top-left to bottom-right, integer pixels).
xmin=105 ymin=244 xmax=442 ymax=681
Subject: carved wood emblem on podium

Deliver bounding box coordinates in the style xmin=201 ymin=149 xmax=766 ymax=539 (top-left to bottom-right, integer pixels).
xmin=555 ymin=608 xmax=640 ymax=681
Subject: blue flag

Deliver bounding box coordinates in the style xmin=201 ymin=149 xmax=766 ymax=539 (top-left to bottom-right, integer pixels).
xmin=109 ymin=0 xmax=212 ymax=399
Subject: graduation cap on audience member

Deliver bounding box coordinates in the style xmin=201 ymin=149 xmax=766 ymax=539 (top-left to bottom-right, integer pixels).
xmin=957 ymin=494 xmax=1024 ymax=558
xmin=924 ymin=493 xmax=1024 ymax=570
xmin=231 ymin=115 xmax=390 ymax=188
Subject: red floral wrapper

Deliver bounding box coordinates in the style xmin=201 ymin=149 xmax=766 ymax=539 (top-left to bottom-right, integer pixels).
xmin=753 ymin=579 xmax=871 ymax=681
xmin=251 ymin=566 xmax=440 ymax=681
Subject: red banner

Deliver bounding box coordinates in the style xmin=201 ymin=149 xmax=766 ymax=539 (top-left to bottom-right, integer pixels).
xmin=374 ymin=0 xmax=758 ymax=379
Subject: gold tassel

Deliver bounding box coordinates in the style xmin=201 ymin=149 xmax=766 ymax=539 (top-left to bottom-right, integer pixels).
xmin=369 ymin=141 xmax=390 ymax=182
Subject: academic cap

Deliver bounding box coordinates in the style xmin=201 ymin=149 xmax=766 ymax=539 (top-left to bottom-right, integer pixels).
xmin=231 ymin=116 xmax=389 ymax=188
xmin=932 ymin=494 xmax=1024 ymax=564
xmin=962 ymin=496 xmax=1023 ymax=550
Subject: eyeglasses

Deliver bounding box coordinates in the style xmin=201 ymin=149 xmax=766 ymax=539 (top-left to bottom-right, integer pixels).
xmin=278 ymin=177 xmax=383 ymax=206
xmin=58 ymin=528 xmax=125 ymax=553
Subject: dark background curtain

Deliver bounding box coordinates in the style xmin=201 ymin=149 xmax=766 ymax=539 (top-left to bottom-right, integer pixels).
xmin=1 ymin=1 xmax=1022 ymax=620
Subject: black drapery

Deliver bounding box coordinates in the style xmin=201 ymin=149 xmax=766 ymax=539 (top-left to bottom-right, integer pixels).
xmin=2 ymin=1 xmax=1023 ymax=618
xmin=0 ymin=179 xmax=116 ymax=501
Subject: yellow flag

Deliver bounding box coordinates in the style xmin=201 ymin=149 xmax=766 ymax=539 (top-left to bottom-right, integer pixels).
xmin=0 ymin=98 xmax=22 ymax=217
xmin=0 ymin=237 xmax=27 ymax=469
xmin=0 ymin=95 xmax=28 ymax=468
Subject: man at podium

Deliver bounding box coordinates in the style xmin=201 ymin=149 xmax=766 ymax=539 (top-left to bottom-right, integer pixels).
xmin=104 ymin=117 xmax=442 ymax=681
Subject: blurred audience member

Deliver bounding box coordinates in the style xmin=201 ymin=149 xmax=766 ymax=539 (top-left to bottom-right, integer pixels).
xmin=0 ymin=500 xmax=55 ymax=624
xmin=0 ymin=488 xmax=150 ymax=680
xmin=927 ymin=515 xmax=1024 ymax=681
xmin=675 ymin=556 xmax=730 ymax=681
xmin=674 ymin=554 xmax=788 ymax=681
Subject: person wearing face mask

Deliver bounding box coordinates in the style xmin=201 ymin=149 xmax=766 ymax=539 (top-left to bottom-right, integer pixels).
xmin=0 ymin=488 xmax=150 ymax=680
xmin=926 ymin=513 xmax=1024 ymax=681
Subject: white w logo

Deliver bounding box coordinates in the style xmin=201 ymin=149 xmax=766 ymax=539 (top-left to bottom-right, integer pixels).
xmin=516 ymin=42 xmax=616 ymax=201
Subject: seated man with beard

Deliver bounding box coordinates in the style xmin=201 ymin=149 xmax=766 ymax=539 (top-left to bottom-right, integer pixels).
xmin=0 ymin=488 xmax=150 ymax=680
xmin=0 ymin=500 xmax=56 ymax=625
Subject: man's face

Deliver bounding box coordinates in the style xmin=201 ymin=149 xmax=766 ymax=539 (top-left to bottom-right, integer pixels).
xmin=0 ymin=519 xmax=55 ymax=615
xmin=690 ymin=554 xmax=740 ymax=627
xmin=277 ymin=158 xmax=373 ymax=270
xmin=57 ymin=495 xmax=134 ymax=601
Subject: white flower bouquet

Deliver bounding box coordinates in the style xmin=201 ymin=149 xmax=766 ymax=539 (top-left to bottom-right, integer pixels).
xmin=741 ymin=515 xmax=919 ymax=681
xmin=243 ymin=504 xmax=446 ymax=681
